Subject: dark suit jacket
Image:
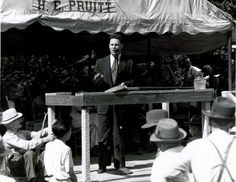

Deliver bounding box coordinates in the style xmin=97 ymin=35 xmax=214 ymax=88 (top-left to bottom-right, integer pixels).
xmin=94 ymin=54 xmax=134 ymax=115
xmin=94 ymin=54 xmax=134 ymax=166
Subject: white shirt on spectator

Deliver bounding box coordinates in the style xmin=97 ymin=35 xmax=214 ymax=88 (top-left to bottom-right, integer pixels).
xmin=44 ymin=139 xmax=74 ymax=182
xmin=0 ymin=175 xmax=16 ymax=182
xmin=166 ymin=129 xmax=236 ymax=182
xmin=3 ymin=130 xmax=44 ymax=153
xmin=151 ymin=146 xmax=191 ymax=182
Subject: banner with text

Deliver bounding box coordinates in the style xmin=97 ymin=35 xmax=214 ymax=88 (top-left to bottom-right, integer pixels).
xmin=2 ymin=0 xmax=232 ymax=37
xmin=32 ymin=0 xmax=117 ymax=15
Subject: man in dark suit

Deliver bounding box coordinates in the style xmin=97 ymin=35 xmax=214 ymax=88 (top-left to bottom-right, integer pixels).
xmin=93 ymin=33 xmax=134 ymax=174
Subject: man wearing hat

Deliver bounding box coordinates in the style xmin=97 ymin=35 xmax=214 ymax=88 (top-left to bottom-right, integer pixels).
xmin=164 ymin=97 xmax=236 ymax=182
xmin=142 ymin=109 xmax=169 ymax=129
xmin=0 ymin=112 xmax=16 ymax=182
xmin=142 ymin=109 xmax=168 ymax=152
xmin=149 ymin=118 xmax=189 ymax=182
xmin=2 ymin=108 xmax=55 ymax=182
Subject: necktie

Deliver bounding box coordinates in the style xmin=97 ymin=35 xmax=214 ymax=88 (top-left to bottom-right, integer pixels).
xmin=111 ymin=58 xmax=118 ymax=84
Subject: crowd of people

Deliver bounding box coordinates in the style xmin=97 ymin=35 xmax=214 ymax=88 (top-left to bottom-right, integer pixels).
xmin=1 ymin=33 xmax=235 ymax=181
xmin=150 ymin=97 xmax=236 ymax=182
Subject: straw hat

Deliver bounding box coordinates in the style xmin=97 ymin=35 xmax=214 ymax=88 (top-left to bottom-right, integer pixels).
xmin=202 ymin=97 xmax=235 ymax=120
xmin=150 ymin=118 xmax=187 ymax=143
xmin=142 ymin=109 xmax=168 ymax=129
xmin=2 ymin=108 xmax=23 ymax=125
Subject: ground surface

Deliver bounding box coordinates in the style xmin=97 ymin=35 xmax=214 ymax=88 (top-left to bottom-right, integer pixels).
xmin=74 ymin=152 xmax=156 ymax=182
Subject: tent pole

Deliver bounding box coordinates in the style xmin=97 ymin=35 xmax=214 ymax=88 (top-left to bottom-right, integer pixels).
xmin=232 ymin=23 xmax=236 ymax=91
xmin=228 ymin=33 xmax=232 ymax=91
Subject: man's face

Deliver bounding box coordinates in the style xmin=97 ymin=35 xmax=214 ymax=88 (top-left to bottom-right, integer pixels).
xmin=10 ymin=118 xmax=23 ymax=131
xmin=109 ymin=38 xmax=123 ymax=56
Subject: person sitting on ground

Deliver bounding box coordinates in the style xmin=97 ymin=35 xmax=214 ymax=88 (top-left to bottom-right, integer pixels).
xmin=163 ymin=97 xmax=236 ymax=182
xmin=2 ymin=108 xmax=55 ymax=182
xmin=44 ymin=119 xmax=77 ymax=182
xmin=0 ymin=112 xmax=16 ymax=182
xmin=150 ymin=118 xmax=190 ymax=182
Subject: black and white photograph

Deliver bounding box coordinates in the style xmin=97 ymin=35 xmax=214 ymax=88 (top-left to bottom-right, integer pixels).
xmin=1 ymin=0 xmax=236 ymax=181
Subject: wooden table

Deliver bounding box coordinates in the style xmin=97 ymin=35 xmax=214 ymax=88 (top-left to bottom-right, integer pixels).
xmin=45 ymin=88 xmax=214 ymax=182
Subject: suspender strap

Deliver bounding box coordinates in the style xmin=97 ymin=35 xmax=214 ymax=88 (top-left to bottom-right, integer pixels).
xmin=208 ymin=138 xmax=235 ymax=182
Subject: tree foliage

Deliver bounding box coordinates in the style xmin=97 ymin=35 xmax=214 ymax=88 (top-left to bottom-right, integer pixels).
xmin=209 ymin=0 xmax=236 ymax=19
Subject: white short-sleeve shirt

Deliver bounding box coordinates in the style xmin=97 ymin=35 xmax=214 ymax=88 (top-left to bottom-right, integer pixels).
xmin=44 ymin=139 xmax=74 ymax=181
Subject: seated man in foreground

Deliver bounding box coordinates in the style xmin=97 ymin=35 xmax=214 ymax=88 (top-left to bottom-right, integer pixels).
xmin=2 ymin=108 xmax=55 ymax=182
xmin=0 ymin=112 xmax=16 ymax=182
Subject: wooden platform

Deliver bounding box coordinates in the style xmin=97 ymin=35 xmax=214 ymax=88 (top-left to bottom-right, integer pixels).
xmin=73 ymin=151 xmax=156 ymax=182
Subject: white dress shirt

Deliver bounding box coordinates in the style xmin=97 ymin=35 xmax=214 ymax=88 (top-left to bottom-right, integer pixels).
xmin=110 ymin=54 xmax=120 ymax=69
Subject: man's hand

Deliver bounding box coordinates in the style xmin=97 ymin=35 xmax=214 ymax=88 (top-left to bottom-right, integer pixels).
xmin=93 ymin=73 xmax=104 ymax=83
xmin=41 ymin=133 xmax=56 ymax=143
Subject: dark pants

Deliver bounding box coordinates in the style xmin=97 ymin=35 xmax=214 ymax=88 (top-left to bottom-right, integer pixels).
xmin=97 ymin=106 xmax=126 ymax=169
xmin=8 ymin=150 xmax=44 ymax=181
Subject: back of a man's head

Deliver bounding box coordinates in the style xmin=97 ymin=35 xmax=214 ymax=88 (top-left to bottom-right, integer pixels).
xmin=52 ymin=120 xmax=71 ymax=139
xmin=206 ymin=97 xmax=235 ymax=131
xmin=210 ymin=118 xmax=234 ymax=131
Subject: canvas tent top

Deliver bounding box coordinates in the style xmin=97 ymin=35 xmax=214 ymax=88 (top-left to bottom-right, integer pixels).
xmin=1 ymin=0 xmax=234 ymax=55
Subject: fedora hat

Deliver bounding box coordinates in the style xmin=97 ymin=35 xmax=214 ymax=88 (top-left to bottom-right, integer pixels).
xmin=142 ymin=109 xmax=168 ymax=129
xmin=150 ymin=118 xmax=187 ymax=143
xmin=202 ymin=97 xmax=235 ymax=120
xmin=2 ymin=108 xmax=23 ymax=125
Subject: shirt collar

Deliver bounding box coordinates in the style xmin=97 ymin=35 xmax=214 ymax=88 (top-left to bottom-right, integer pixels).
xmin=165 ymin=146 xmax=184 ymax=153
xmin=209 ymin=129 xmax=230 ymax=140
xmin=156 ymin=146 xmax=183 ymax=157
xmin=110 ymin=54 xmax=121 ymax=63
